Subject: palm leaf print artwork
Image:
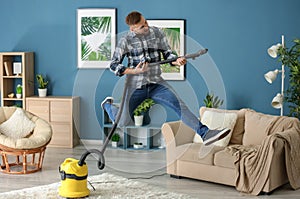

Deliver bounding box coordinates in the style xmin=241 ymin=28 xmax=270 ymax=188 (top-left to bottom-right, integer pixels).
xmin=147 ymin=19 xmax=185 ymax=80
xmin=160 ymin=27 xmax=181 ymax=73
xmin=81 ymin=16 xmax=112 ymax=61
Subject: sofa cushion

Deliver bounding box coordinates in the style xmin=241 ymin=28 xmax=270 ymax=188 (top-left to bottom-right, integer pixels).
xmin=214 ymin=148 xmax=236 ymax=169
xmin=243 ymin=110 xmax=278 ymax=146
xmin=199 ymin=107 xmax=247 ymax=145
xmin=194 ymin=109 xmax=238 ymax=146
xmin=178 ymin=143 xmax=224 ymax=165
xmin=0 ymin=108 xmax=36 ymax=139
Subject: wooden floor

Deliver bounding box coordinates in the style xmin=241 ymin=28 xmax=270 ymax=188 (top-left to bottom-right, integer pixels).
xmin=0 ymin=144 xmax=300 ymax=198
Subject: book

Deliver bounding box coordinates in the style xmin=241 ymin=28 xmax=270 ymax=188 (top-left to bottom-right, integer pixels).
xmin=4 ymin=61 xmax=12 ymax=76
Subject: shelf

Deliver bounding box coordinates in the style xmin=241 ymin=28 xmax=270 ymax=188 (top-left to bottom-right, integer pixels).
xmin=102 ymin=111 xmax=163 ymax=150
xmin=3 ymin=98 xmax=23 ymax=101
xmin=125 ymin=124 xmax=161 ymax=129
xmin=2 ymin=76 xmax=23 ymax=79
xmin=125 ymin=146 xmax=162 ymax=150
xmin=0 ymin=52 xmax=34 ymax=109
xmin=103 ymin=123 xmax=161 ymax=129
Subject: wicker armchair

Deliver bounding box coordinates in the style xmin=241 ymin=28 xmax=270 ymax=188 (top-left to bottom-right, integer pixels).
xmin=0 ymin=107 xmax=52 ymax=174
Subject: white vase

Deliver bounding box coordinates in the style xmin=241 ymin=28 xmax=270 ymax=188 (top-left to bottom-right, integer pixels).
xmin=38 ymin=88 xmax=47 ymax=97
xmin=111 ymin=141 xmax=118 ymax=148
xmin=134 ymin=115 xmax=144 ymax=126
xmin=16 ymin=93 xmax=22 ymax=99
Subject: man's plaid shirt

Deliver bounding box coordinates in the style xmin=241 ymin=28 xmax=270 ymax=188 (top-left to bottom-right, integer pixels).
xmin=110 ymin=26 xmax=176 ymax=89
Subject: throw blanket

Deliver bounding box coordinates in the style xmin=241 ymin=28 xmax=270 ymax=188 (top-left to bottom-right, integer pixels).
xmin=226 ymin=116 xmax=300 ymax=195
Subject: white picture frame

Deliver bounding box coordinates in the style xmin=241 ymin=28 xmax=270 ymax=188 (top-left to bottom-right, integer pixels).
xmin=13 ymin=62 xmax=22 ymax=76
xmin=77 ymin=8 xmax=116 ymax=69
xmin=147 ymin=19 xmax=185 ymax=80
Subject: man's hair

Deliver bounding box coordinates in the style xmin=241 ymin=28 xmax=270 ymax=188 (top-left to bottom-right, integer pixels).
xmin=125 ymin=11 xmax=142 ymax=25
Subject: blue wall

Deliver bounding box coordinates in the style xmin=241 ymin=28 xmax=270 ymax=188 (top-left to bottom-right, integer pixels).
xmin=1 ymin=0 xmax=300 ymax=140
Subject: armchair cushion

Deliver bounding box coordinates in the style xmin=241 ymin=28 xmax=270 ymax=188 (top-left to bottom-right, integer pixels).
xmin=0 ymin=108 xmax=36 ymax=139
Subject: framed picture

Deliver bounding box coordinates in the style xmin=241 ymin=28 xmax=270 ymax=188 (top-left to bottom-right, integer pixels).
xmin=77 ymin=8 xmax=116 ymax=69
xmin=147 ymin=19 xmax=185 ymax=80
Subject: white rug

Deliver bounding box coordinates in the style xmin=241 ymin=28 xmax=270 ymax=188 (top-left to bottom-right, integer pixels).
xmin=0 ymin=173 xmax=195 ymax=199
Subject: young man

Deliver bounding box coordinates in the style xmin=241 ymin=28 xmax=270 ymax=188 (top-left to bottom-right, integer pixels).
xmin=102 ymin=11 xmax=230 ymax=146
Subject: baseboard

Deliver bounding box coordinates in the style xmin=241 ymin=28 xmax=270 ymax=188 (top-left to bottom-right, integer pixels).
xmin=80 ymin=139 xmax=103 ymax=146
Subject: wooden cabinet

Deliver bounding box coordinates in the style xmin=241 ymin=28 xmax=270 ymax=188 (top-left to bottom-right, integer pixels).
xmin=0 ymin=52 xmax=34 ymax=109
xmin=26 ymin=96 xmax=80 ymax=148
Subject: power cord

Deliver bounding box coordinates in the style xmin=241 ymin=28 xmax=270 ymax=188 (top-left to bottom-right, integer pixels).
xmin=127 ymin=172 xmax=167 ymax=180
xmin=87 ymin=173 xmax=167 ymax=191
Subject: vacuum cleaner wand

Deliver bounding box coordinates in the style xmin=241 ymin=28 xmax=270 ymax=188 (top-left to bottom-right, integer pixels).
xmin=148 ymin=48 xmax=208 ymax=67
xmin=78 ymin=48 xmax=208 ymax=169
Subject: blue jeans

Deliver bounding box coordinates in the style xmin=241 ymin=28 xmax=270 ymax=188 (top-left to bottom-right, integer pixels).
xmin=103 ymin=83 xmax=208 ymax=137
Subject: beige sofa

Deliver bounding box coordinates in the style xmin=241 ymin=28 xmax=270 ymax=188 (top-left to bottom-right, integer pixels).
xmin=161 ymin=107 xmax=300 ymax=195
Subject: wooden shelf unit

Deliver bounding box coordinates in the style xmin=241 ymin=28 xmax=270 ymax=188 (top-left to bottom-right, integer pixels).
xmin=0 ymin=52 xmax=34 ymax=109
xmin=103 ymin=111 xmax=163 ymax=150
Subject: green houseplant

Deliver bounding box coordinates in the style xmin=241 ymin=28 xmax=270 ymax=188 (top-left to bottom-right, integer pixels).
xmin=36 ymin=74 xmax=49 ymax=97
xmin=111 ymin=133 xmax=120 ymax=147
xmin=277 ymin=38 xmax=300 ymax=119
xmin=133 ymin=98 xmax=155 ymax=126
xmin=16 ymin=84 xmax=22 ymax=99
xmin=203 ymin=93 xmax=223 ymax=108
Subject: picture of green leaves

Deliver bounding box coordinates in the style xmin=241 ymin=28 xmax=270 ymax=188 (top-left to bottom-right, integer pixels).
xmin=147 ymin=19 xmax=185 ymax=80
xmin=77 ymin=9 xmax=116 ymax=68
xmin=160 ymin=27 xmax=181 ymax=73
xmin=81 ymin=16 xmax=112 ymax=61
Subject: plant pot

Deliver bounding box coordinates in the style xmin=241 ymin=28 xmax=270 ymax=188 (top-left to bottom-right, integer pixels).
xmin=111 ymin=141 xmax=118 ymax=148
xmin=38 ymin=88 xmax=47 ymax=97
xmin=134 ymin=115 xmax=144 ymax=126
xmin=16 ymin=93 xmax=22 ymax=99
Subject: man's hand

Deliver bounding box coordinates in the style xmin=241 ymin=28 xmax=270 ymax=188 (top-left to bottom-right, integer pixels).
xmin=135 ymin=61 xmax=149 ymax=73
xmin=172 ymin=57 xmax=186 ymax=66
xmin=123 ymin=61 xmax=149 ymax=75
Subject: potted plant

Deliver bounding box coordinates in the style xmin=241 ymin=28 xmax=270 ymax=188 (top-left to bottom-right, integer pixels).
xmin=36 ymin=74 xmax=49 ymax=97
xmin=133 ymin=98 xmax=155 ymax=126
xmin=203 ymin=93 xmax=223 ymax=108
xmin=16 ymin=84 xmax=22 ymax=99
xmin=111 ymin=133 xmax=120 ymax=147
xmin=276 ymin=38 xmax=300 ymax=119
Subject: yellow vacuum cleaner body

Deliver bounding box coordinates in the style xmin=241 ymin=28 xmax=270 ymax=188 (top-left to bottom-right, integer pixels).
xmin=59 ymin=158 xmax=90 ymax=198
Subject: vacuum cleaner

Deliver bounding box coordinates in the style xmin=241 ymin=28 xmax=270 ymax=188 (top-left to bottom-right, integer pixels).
xmin=58 ymin=49 xmax=208 ymax=198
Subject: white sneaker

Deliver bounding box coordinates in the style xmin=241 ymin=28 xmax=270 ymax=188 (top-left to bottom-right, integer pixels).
xmin=101 ymin=97 xmax=114 ymax=109
xmin=202 ymin=128 xmax=231 ymax=146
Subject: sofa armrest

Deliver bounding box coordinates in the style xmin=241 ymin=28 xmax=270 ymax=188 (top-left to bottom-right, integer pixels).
xmin=271 ymin=128 xmax=300 ymax=190
xmin=262 ymin=136 xmax=288 ymax=192
xmin=161 ymin=120 xmax=195 ymax=148
xmin=161 ymin=121 xmax=196 ymax=175
xmin=231 ymin=128 xmax=298 ymax=194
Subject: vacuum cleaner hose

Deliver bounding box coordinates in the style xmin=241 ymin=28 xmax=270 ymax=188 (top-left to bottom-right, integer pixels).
xmin=78 ymin=49 xmax=208 ymax=171
xmin=78 ymin=149 xmax=105 ymax=170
